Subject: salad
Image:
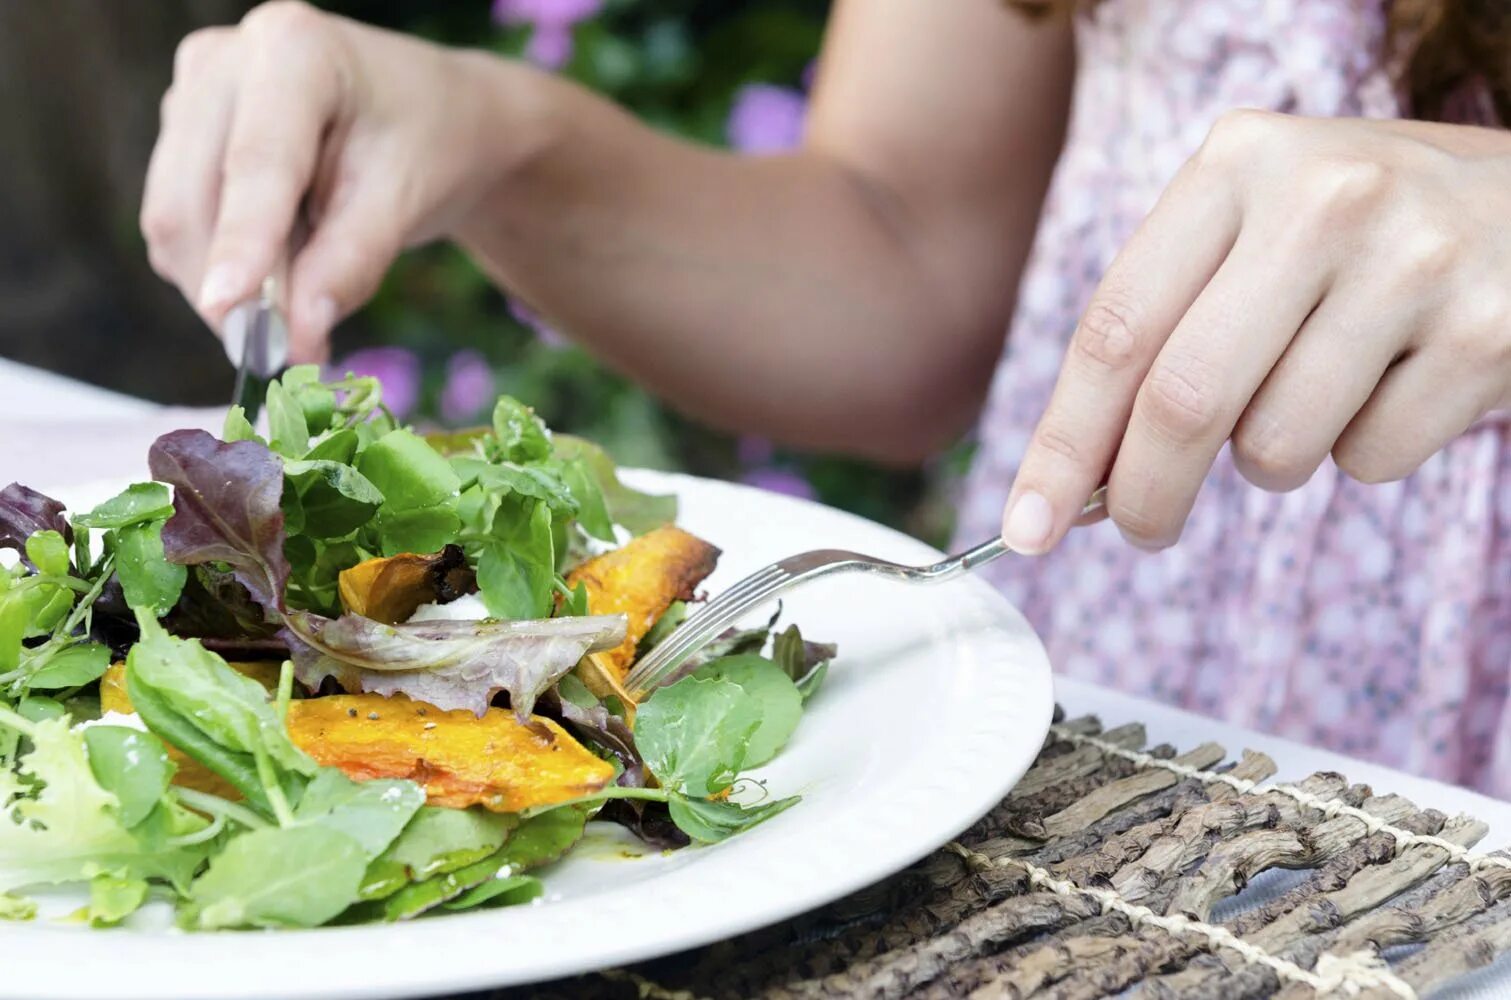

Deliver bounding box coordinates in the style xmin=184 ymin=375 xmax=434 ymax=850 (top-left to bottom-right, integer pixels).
xmin=0 ymin=367 xmax=832 ymax=930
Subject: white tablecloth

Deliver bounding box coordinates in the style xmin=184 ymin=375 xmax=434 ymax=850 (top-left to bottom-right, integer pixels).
xmin=3 ymin=355 xmax=1509 ymax=996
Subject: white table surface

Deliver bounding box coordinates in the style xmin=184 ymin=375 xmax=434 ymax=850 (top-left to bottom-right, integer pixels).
xmin=3 ymin=355 xmax=1509 ymax=997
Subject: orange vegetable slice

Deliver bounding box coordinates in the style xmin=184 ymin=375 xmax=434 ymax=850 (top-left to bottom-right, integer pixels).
xmin=285 ymin=693 xmax=614 ymax=812
xmin=338 ymin=547 xmax=475 ymax=625
xmin=564 ymin=526 xmax=719 ymax=701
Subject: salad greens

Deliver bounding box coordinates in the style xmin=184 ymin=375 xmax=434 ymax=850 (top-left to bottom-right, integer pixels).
xmin=0 ymin=367 xmax=835 ymax=930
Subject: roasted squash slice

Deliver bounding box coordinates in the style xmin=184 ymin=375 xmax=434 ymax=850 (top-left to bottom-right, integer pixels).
xmin=338 ymin=546 xmax=475 ymax=625
xmin=564 ymin=526 xmax=719 ymax=701
xmin=286 ymin=693 xmax=614 ymax=812
xmin=101 ymin=667 xmax=613 ymax=813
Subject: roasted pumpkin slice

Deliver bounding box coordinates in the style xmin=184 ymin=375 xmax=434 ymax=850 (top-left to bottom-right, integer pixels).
xmin=564 ymin=525 xmax=719 ymax=700
xmin=286 ymin=693 xmax=614 ymax=812
xmin=100 ymin=660 xmax=283 ymax=800
xmin=338 ymin=546 xmax=476 ymax=625
xmin=102 ymin=668 xmax=613 ymax=812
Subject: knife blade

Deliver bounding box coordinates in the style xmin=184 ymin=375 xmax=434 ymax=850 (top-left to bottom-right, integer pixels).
xmin=225 ymin=276 xmax=290 ymax=425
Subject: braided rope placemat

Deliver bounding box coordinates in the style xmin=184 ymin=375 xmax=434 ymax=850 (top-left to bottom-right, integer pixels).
xmin=474 ymin=707 xmax=1511 ymax=1000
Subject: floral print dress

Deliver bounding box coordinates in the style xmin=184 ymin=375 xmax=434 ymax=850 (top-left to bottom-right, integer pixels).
xmin=954 ymin=0 xmax=1511 ymax=794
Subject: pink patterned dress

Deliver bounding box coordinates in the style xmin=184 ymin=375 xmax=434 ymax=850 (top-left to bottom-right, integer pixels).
xmin=954 ymin=0 xmax=1511 ymax=795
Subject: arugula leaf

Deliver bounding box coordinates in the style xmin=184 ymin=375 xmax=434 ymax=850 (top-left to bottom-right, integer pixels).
xmin=0 ymin=483 xmax=72 ymax=558
xmin=83 ymin=726 xmax=174 ymax=828
xmin=27 ymin=642 xmax=110 ymax=690
xmin=477 ymin=496 xmax=555 ymax=620
xmin=306 ymin=427 xmax=359 ymax=465
xmin=283 ymin=459 xmax=384 ymax=539
xmin=292 ymin=769 xmax=424 ymax=860
xmin=556 ymin=580 xmax=591 ymax=619
xmin=633 ymin=676 xmax=760 ymax=798
xmin=491 ymin=397 xmax=551 ymax=463
xmin=124 ymin=674 xmax=269 ymax=813
xmin=357 ymin=429 xmax=462 ymax=556
xmin=666 ymin=794 xmax=799 ymax=844
xmin=74 ymin=483 xmax=174 ymax=530
xmin=129 ymin=612 xmax=313 ymax=777
xmin=86 ymin=872 xmax=148 ymax=927
xmin=692 ymin=655 xmax=801 ymax=769
xmin=285 ymin=610 xmax=625 ymax=718
xmin=149 ymin=430 xmax=290 ymax=612
xmin=559 ymin=459 xmax=615 ymax=542
xmin=551 ymin=436 xmax=676 ymax=535
xmin=113 ymin=519 xmax=186 ymax=615
xmin=185 ymin=825 xmax=367 ymax=929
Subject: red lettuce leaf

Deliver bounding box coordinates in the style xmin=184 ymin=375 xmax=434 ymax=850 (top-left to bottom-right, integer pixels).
xmin=0 ymin=483 xmax=72 ymax=555
xmin=283 ymin=611 xmax=626 ymax=718
xmin=148 ymin=430 xmax=289 ymax=612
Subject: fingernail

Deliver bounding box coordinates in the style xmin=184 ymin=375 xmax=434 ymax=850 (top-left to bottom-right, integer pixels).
xmin=198 ymin=263 xmax=246 ymax=313
xmin=1003 ymin=490 xmax=1054 ymax=554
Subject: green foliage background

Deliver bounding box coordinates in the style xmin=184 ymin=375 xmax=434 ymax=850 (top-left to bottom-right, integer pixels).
xmin=319 ymin=0 xmax=971 ymax=547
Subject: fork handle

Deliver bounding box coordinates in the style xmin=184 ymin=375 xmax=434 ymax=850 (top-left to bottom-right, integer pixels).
xmin=927 ymin=485 xmax=1108 ymax=580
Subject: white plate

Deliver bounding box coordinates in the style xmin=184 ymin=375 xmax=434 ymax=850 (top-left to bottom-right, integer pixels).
xmin=0 ymin=470 xmax=1053 ymax=1000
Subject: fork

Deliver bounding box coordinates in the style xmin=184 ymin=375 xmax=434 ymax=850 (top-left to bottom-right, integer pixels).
xmin=622 ymin=487 xmax=1108 ymax=698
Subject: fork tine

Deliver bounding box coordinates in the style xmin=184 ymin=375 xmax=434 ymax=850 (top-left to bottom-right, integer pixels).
xmin=625 ymin=566 xmax=791 ymax=692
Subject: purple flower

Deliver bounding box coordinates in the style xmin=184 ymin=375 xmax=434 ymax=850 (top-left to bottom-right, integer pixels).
xmin=439 ymin=349 xmax=496 ymax=425
xmin=726 ymin=84 xmax=808 ymax=154
xmin=742 ymin=466 xmax=816 ymax=501
xmin=492 ymin=0 xmax=601 ymax=69
xmin=508 ymin=299 xmax=569 ymax=349
xmin=330 ymin=346 xmax=421 ymax=420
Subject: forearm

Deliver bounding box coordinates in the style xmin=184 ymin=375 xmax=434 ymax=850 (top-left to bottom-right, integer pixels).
xmin=454 ymin=51 xmax=1068 ymax=462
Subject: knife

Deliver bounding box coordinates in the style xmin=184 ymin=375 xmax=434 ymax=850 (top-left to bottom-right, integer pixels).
xmin=224 ymin=275 xmax=290 ymax=425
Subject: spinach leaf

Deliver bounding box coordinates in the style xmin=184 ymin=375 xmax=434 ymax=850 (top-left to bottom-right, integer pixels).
xmin=633 ymin=675 xmax=760 ymax=798
xmin=83 ymin=726 xmax=174 ymax=828
xmin=357 ymin=429 xmax=462 ymax=556
xmin=113 ymin=519 xmax=186 ymax=615
xmin=667 ymin=794 xmax=799 ymax=844
xmin=692 ymin=655 xmax=801 ymax=769
xmin=560 ymin=458 xmax=614 ymax=542
xmin=185 ymin=825 xmax=367 ymax=929
xmin=73 ymin=483 xmax=173 ymax=530
xmin=441 ymin=874 xmax=542 ymax=911
xmin=358 ymin=806 xmax=517 ymax=901
xmin=28 ymin=642 xmax=110 ymax=690
xmin=283 ymin=459 xmax=384 ymax=539
xmin=477 ymin=496 xmax=555 ymax=620
xmin=550 ymin=436 xmax=676 ymax=535
xmin=265 ymin=380 xmax=311 ymax=458
xmin=491 ymin=397 xmax=551 ymax=463
xmin=222 ymin=405 xmax=260 ymax=444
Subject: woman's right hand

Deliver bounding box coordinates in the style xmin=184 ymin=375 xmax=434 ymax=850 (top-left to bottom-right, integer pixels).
xmin=141 ymin=1 xmax=525 ymax=361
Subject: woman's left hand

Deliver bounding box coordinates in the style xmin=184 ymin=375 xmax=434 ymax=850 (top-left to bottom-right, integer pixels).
xmin=1002 ymin=111 xmax=1511 ymax=553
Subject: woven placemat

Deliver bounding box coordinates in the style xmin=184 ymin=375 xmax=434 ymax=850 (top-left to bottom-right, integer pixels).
xmin=472 ymin=706 xmax=1511 ymax=1000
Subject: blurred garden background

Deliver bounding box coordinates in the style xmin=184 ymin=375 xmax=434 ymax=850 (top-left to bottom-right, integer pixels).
xmin=0 ymin=0 xmax=970 ymax=546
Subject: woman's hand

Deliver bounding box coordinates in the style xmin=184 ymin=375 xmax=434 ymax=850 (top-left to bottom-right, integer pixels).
xmin=1002 ymin=111 xmax=1511 ymax=553
xmin=140 ymin=1 xmax=527 ymax=361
